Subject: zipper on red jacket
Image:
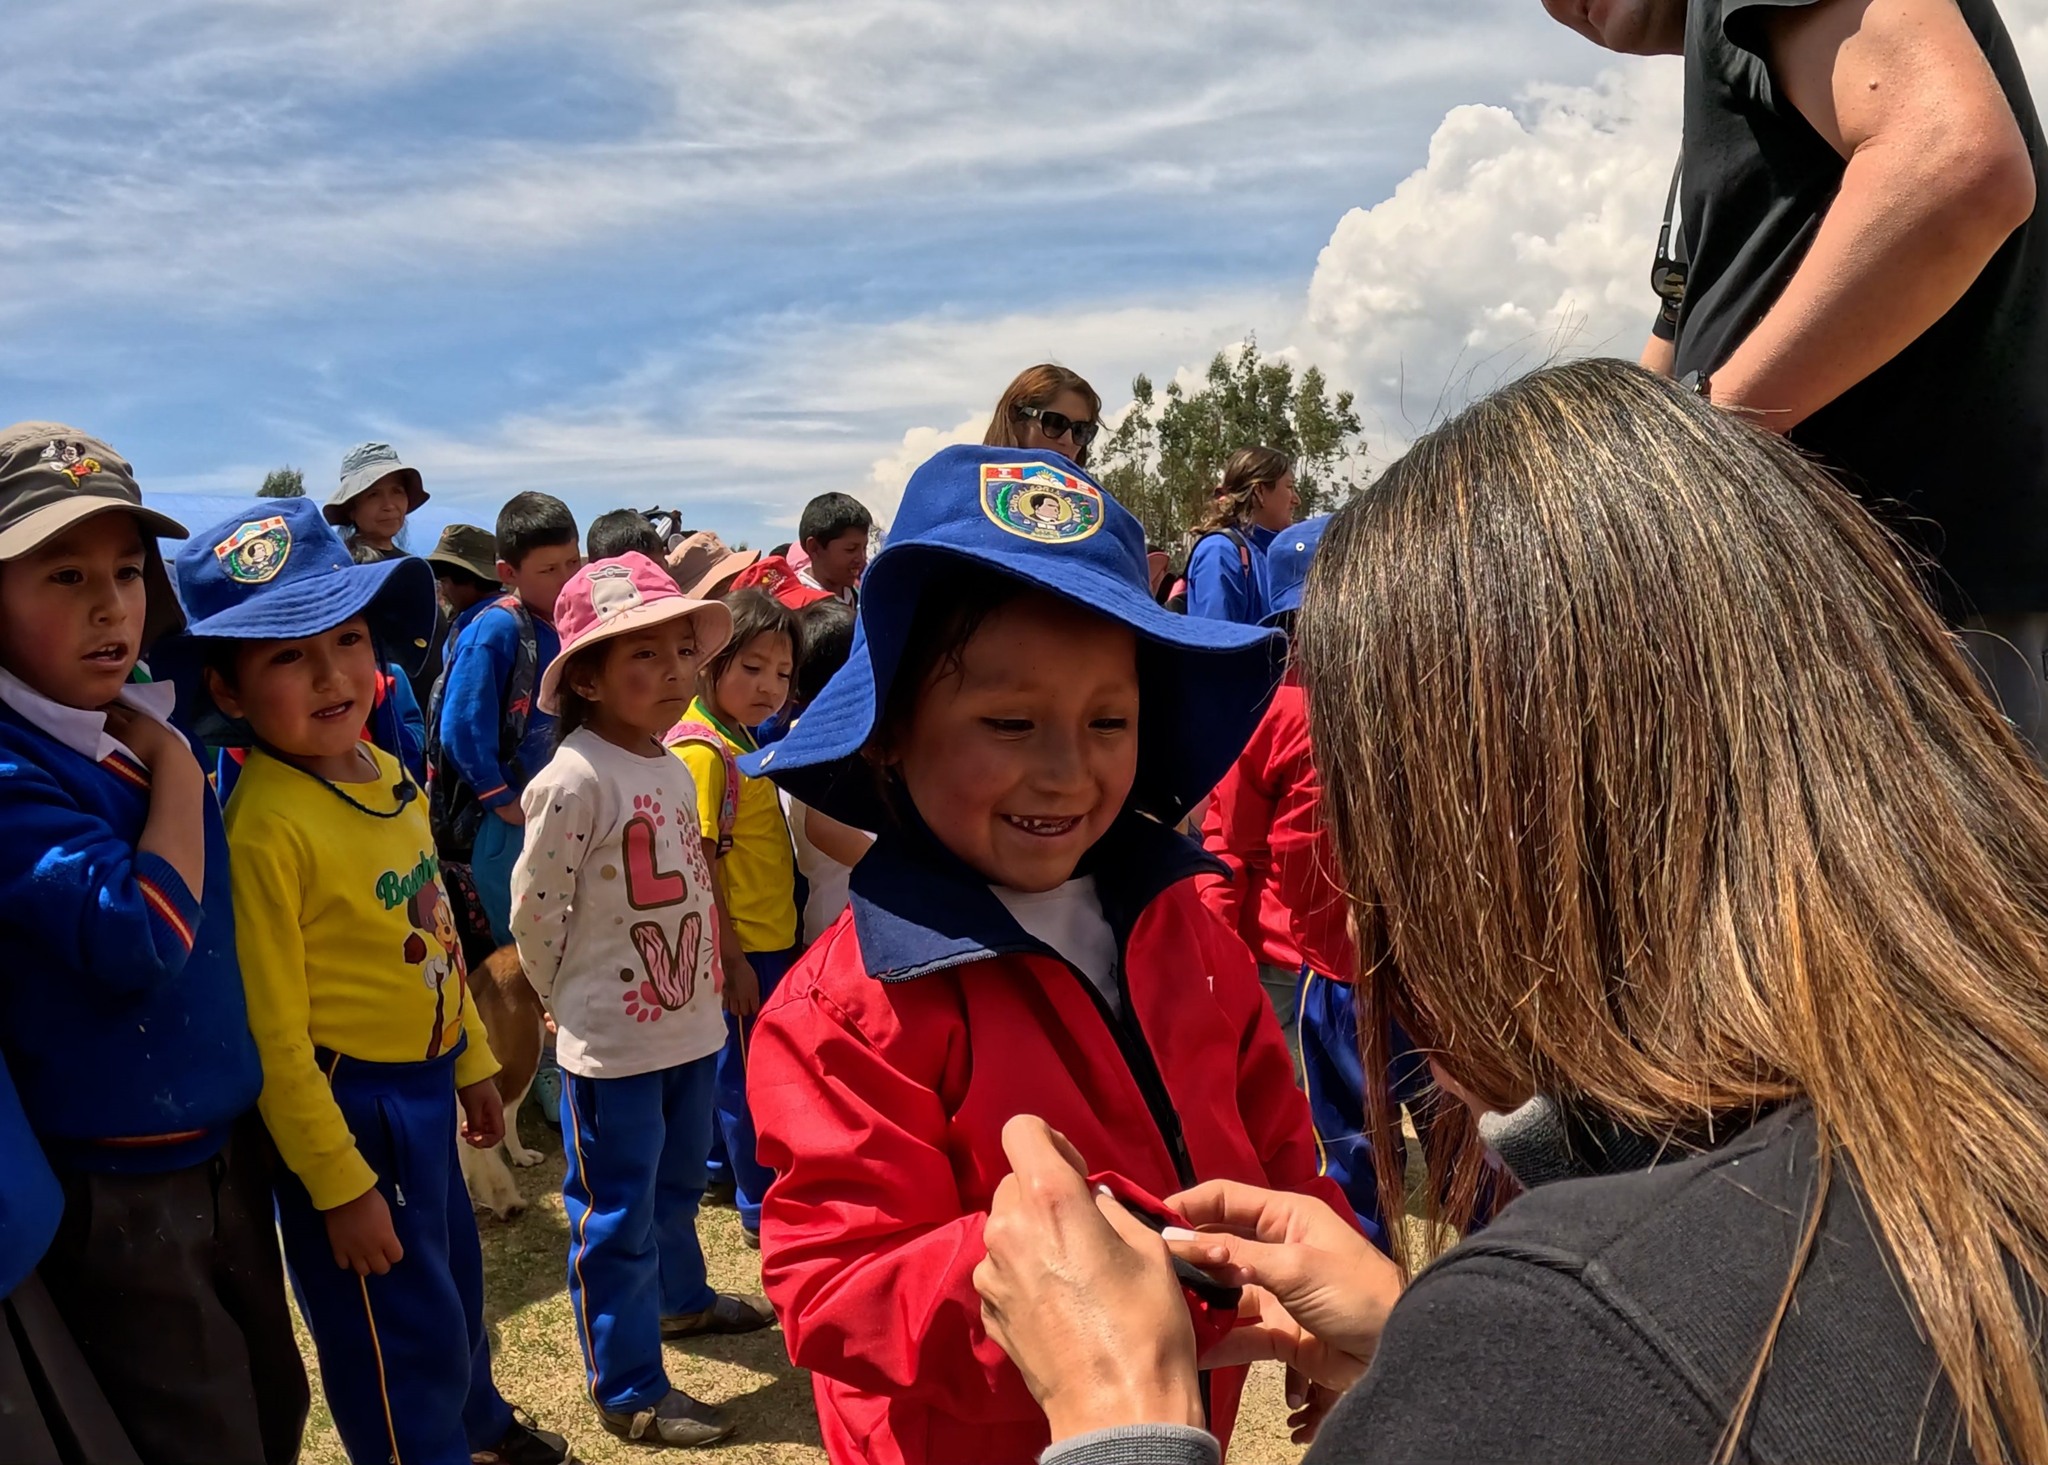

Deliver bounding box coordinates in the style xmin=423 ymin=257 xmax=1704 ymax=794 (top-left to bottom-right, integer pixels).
xmin=1055 ymin=956 xmax=1196 ymax=1191
xmin=1051 ymin=954 xmax=1213 ymax=1425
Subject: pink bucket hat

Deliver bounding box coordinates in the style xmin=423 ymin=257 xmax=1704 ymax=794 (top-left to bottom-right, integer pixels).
xmin=538 ymin=552 xmax=734 ymax=715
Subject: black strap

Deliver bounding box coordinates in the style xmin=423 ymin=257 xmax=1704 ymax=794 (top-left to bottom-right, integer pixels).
xmin=1652 ymin=153 xmax=1689 ymax=313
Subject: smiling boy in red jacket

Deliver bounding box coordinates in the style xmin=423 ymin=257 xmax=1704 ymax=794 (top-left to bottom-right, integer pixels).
xmin=740 ymin=448 xmax=1352 ymax=1465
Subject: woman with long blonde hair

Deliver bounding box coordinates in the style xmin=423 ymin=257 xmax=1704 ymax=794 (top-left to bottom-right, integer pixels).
xmin=970 ymin=358 xmax=2048 ymax=1465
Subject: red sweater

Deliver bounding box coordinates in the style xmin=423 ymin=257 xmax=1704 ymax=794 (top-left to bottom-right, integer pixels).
xmin=748 ymin=817 xmax=1349 ymax=1465
xmin=1204 ymin=680 xmax=1354 ymax=982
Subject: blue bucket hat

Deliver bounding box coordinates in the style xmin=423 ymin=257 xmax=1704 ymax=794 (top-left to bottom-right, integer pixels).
xmin=1262 ymin=514 xmax=1329 ymax=624
xmin=742 ymin=445 xmax=1286 ymax=831
xmin=154 ymin=497 xmax=436 ymax=741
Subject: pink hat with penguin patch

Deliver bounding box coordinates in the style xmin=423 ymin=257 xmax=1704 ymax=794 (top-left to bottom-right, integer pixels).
xmin=537 ymin=552 xmax=733 ymax=715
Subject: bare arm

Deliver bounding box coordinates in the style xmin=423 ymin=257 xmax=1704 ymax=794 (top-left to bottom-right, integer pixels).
xmin=705 ymin=836 xmax=761 ymax=1016
xmin=1641 ymin=332 xmax=1677 ymax=376
xmin=804 ymin=804 xmax=874 ymax=871
xmin=1710 ymin=0 xmax=2035 ymax=429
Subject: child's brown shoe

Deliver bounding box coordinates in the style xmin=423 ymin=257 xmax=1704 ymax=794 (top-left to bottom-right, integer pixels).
xmin=597 ymin=1389 xmax=735 ymax=1449
xmin=660 ymin=1292 xmax=776 ymax=1338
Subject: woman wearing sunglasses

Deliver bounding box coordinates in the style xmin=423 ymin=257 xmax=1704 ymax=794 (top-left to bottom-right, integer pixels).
xmin=983 ymin=364 xmax=1103 ymax=469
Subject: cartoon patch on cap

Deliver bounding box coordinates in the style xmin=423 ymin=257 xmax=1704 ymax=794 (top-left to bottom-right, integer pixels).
xmin=981 ymin=462 xmax=1104 ymax=544
xmin=214 ymin=516 xmax=292 ymax=584
xmin=589 ymin=563 xmax=643 ymax=620
xmin=39 ymin=440 xmax=102 ymax=483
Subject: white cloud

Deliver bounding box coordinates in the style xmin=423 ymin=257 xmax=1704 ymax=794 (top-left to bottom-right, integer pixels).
xmin=0 ymin=0 xmax=1590 ymax=320
xmin=1303 ymin=61 xmax=1683 ymax=447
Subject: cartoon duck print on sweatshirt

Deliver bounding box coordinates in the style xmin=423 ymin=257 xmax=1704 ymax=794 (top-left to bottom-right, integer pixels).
xmin=619 ymin=791 xmax=714 ymax=1023
xmin=391 ymin=854 xmax=468 ymax=1058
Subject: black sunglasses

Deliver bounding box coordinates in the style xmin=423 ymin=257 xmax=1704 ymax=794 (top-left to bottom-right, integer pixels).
xmin=1015 ymin=404 xmax=1100 ymax=451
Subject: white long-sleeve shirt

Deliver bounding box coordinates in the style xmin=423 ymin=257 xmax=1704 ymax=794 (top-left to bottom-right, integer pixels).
xmin=512 ymin=727 xmax=725 ymax=1078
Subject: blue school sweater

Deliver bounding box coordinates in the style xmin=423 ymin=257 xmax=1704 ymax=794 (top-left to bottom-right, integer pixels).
xmin=437 ymin=597 xmax=559 ymax=811
xmin=0 ymin=704 xmax=262 ymax=1173
xmin=0 ymin=1052 xmax=61 ymax=1297
xmin=1185 ymin=523 xmax=1278 ymax=626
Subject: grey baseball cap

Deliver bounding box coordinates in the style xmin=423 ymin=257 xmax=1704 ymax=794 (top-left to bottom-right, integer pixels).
xmin=324 ymin=441 xmax=428 ymax=526
xmin=0 ymin=421 xmax=189 ymax=645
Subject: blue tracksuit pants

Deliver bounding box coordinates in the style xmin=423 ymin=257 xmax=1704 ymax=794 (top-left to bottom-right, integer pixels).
xmin=560 ymin=1056 xmax=719 ymax=1413
xmin=472 ymin=813 xmax=520 ymax=946
xmin=1298 ymin=972 xmax=1434 ymax=1252
xmin=717 ymin=946 xmax=797 ymax=1231
xmin=274 ymin=1045 xmax=512 ymax=1465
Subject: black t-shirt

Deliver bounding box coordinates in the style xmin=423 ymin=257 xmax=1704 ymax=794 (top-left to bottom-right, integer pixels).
xmin=1307 ymin=1104 xmax=2014 ymax=1464
xmin=1671 ymin=0 xmax=2048 ymax=615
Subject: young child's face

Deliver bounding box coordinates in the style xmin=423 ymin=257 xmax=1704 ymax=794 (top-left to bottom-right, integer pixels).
xmin=349 ymin=475 xmax=411 ymax=544
xmin=209 ymin=614 xmax=378 ymax=767
xmin=804 ymin=527 xmax=868 ymax=594
xmin=0 ymin=512 xmax=147 ymax=709
xmin=500 ymin=540 xmax=583 ymax=623
xmin=893 ymin=593 xmax=1138 ymax=893
xmin=711 ymin=630 xmax=794 ymax=728
xmin=576 ymin=619 xmax=699 ymax=740
xmin=436 ymin=573 xmax=492 ymax=617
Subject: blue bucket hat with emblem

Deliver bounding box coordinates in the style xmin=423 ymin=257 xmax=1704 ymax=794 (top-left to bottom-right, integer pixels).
xmin=741 ymin=445 xmax=1287 ymax=831
xmin=1261 ymin=514 xmax=1329 ymax=625
xmin=153 ymin=496 xmax=435 ymax=742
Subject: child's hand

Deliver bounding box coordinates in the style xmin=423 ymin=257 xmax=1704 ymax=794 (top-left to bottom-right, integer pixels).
xmin=494 ymin=803 xmax=527 ymax=827
xmin=104 ymin=706 xmax=199 ymax=779
xmin=457 ymin=1078 xmax=506 ymax=1149
xmin=324 ymin=1187 xmax=404 ymax=1276
xmin=722 ymin=957 xmax=761 ymax=1018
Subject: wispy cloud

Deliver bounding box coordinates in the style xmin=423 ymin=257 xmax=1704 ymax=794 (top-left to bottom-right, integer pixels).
xmin=14 ymin=0 xmax=2045 ymax=551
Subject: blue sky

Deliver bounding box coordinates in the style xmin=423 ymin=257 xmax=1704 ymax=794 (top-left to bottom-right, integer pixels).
xmin=15 ymin=1 xmax=2033 ymax=549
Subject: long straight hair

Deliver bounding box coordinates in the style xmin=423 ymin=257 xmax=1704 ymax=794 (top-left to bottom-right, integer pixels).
xmin=1298 ymin=358 xmax=2048 ymax=1462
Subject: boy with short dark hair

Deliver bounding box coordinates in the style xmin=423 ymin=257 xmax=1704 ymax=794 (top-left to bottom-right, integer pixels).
xmin=173 ymin=496 xmax=569 ymax=1465
xmin=437 ymin=491 xmax=581 ymax=943
xmin=586 ymin=508 xmax=666 ymax=564
xmin=796 ymin=491 xmax=872 ymax=605
xmin=0 ymin=422 xmax=306 ymax=1463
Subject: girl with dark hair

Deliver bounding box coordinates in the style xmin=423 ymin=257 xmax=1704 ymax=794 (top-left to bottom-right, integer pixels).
xmin=974 ymin=358 xmax=2048 ymax=1465
xmin=1183 ymin=446 xmax=1297 ymax=625
xmin=983 ymin=365 xmax=1103 ymax=469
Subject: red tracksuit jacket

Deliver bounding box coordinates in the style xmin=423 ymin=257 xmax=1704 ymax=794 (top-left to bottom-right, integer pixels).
xmin=1206 ymin=679 xmax=1353 ymax=982
xmin=748 ymin=814 xmax=1349 ymax=1465
xmin=1197 ymin=704 xmax=1304 ymax=973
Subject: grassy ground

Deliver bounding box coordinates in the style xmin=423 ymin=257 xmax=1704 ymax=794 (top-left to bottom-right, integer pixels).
xmin=295 ymin=1105 xmax=1309 ymax=1464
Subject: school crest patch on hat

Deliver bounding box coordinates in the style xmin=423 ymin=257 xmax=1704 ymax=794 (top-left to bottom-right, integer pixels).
xmin=38 ymin=439 xmax=102 ymax=482
xmin=213 ymin=516 xmax=292 ymax=584
xmin=981 ymin=462 xmax=1104 ymax=544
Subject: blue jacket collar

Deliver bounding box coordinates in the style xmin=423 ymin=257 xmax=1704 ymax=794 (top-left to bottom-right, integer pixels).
xmin=848 ymin=808 xmax=1225 ymax=984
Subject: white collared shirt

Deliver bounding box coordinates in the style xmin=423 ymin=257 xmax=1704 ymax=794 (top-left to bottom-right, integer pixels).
xmin=796 ymin=566 xmax=858 ymax=606
xmin=0 ymin=665 xmax=180 ymax=765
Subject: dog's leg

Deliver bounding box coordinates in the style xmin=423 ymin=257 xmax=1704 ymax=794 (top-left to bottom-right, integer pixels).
xmin=460 ymin=1130 xmax=527 ymax=1220
xmin=505 ymin=1077 xmax=548 ymax=1167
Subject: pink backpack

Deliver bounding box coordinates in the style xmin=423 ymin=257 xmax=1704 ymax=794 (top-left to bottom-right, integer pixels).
xmin=664 ymin=719 xmax=741 ymax=856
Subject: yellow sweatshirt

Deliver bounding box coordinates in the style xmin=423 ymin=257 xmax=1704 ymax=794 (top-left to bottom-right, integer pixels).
xmin=225 ymin=746 xmax=497 ymax=1210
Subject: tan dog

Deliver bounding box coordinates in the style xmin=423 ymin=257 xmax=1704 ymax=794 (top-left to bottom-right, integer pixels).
xmin=460 ymin=944 xmax=551 ymax=1219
